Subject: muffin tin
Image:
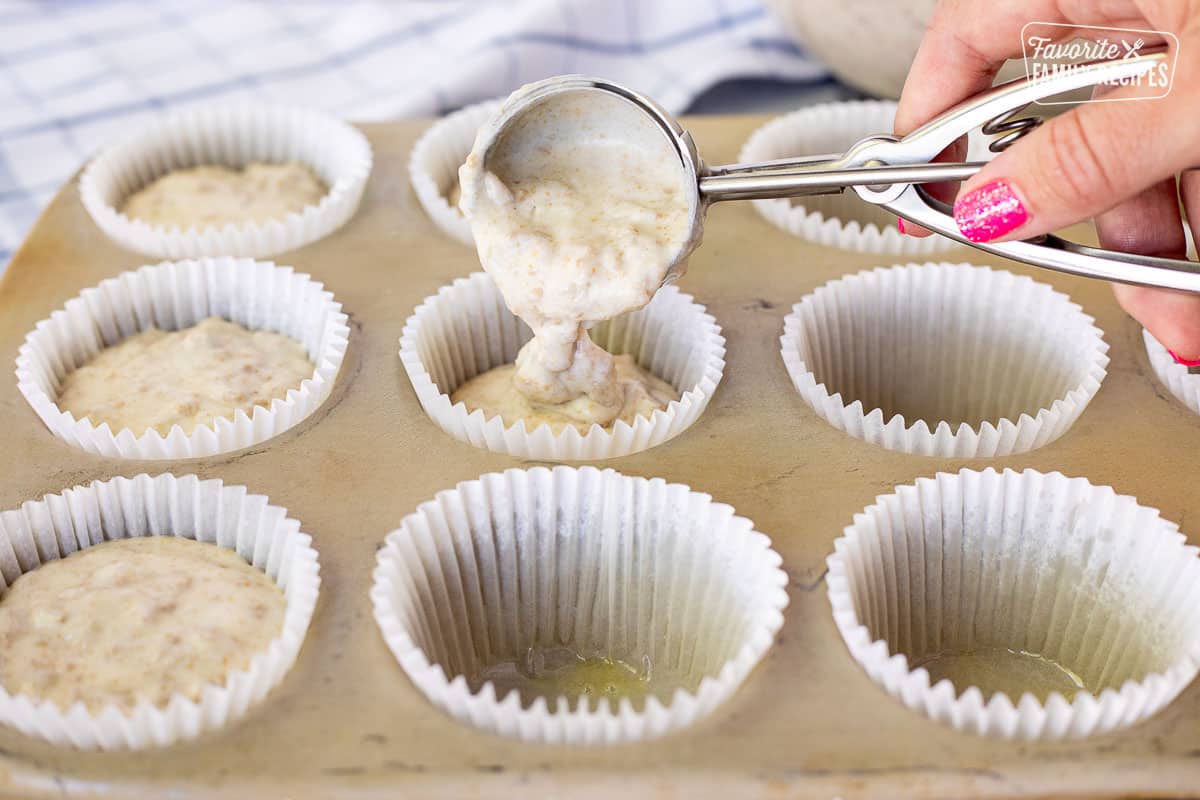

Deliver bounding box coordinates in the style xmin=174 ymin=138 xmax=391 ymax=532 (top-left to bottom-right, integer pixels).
xmin=1 ymin=115 xmax=1199 ymax=797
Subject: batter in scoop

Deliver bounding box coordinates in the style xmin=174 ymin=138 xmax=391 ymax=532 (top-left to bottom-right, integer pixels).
xmin=458 ymin=87 xmax=694 ymax=429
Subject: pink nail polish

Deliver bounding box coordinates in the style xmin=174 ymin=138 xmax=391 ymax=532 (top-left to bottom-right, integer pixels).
xmin=897 ymin=218 xmax=906 ymax=234
xmin=1168 ymin=349 xmax=1200 ymax=367
xmin=953 ymin=180 xmax=1028 ymax=243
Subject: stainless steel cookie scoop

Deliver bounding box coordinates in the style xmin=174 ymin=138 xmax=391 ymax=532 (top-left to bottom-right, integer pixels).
xmin=471 ymin=51 xmax=1200 ymax=293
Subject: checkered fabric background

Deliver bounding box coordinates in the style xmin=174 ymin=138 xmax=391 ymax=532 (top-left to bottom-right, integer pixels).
xmin=0 ymin=0 xmax=829 ymax=268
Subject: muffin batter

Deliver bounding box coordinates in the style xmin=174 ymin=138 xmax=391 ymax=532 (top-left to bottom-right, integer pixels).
xmin=452 ymin=354 xmax=678 ymax=434
xmin=0 ymin=536 xmax=285 ymax=712
xmin=58 ymin=317 xmax=314 ymax=436
xmin=121 ymin=162 xmax=326 ymax=229
xmin=459 ymin=88 xmax=694 ymax=427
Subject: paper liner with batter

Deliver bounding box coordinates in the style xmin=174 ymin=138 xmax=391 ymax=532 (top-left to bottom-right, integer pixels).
xmin=780 ymin=262 xmax=1109 ymax=457
xmin=79 ymin=104 xmax=372 ymax=259
xmin=0 ymin=473 xmax=320 ymax=750
xmin=827 ymin=467 xmax=1200 ymax=741
xmin=371 ymin=465 xmax=787 ymax=745
xmin=16 ymin=257 xmax=350 ymax=460
xmin=408 ymin=99 xmax=502 ymax=246
xmin=398 ymin=272 xmax=725 ymax=461
xmin=738 ymin=100 xmax=976 ymax=255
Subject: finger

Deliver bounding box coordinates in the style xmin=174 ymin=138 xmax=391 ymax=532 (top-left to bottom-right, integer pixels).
xmin=1096 ymin=178 xmax=1186 ymax=257
xmin=1181 ymin=170 xmax=1200 ymax=256
xmin=894 ymin=0 xmax=1066 ymax=135
xmin=950 ymin=63 xmax=1200 ymax=243
xmin=1097 ymin=176 xmax=1200 ymax=360
xmin=1112 ymin=284 xmax=1200 ymax=361
xmin=894 ymin=0 xmax=1065 ymax=238
xmin=1129 ymin=169 xmax=1200 ymax=361
xmin=897 ymin=136 xmax=966 ymax=238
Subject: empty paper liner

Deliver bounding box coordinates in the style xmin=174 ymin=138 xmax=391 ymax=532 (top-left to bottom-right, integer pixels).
xmin=780 ymin=261 xmax=1109 ymax=457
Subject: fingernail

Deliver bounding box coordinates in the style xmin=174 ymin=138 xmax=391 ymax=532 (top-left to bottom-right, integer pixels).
xmin=1168 ymin=349 xmax=1200 ymax=367
xmin=953 ymin=179 xmax=1028 ymax=242
xmin=897 ymin=218 xmax=906 ymax=235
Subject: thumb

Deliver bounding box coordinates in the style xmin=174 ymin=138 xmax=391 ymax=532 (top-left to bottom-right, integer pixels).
xmin=1113 ymin=283 xmax=1200 ymax=361
xmin=951 ymin=72 xmax=1199 ymax=243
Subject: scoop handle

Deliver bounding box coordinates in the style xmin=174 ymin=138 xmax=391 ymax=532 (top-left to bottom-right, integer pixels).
xmin=885 ymin=185 xmax=1200 ymax=293
xmin=698 ymin=161 xmax=985 ymax=202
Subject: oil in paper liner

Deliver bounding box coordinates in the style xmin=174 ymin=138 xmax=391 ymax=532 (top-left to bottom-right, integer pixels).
xmin=827 ymin=467 xmax=1200 ymax=740
xmin=371 ymin=465 xmax=787 ymax=744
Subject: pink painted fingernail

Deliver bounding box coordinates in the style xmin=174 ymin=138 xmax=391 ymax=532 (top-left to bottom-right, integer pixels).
xmin=953 ymin=179 xmax=1028 ymax=242
xmin=897 ymin=218 xmax=906 ymax=234
xmin=1168 ymin=349 xmax=1200 ymax=367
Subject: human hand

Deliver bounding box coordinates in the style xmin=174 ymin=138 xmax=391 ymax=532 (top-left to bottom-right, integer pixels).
xmin=895 ymin=0 xmax=1200 ymax=360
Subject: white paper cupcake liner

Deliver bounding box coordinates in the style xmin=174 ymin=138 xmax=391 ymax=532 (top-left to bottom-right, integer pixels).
xmin=399 ymin=272 xmax=725 ymax=461
xmin=409 ymin=99 xmax=502 ymax=246
xmin=1143 ymin=328 xmax=1200 ymax=415
xmin=827 ymin=467 xmax=1200 ymax=741
xmin=79 ymin=104 xmax=373 ymax=259
xmin=0 ymin=473 xmax=320 ymax=750
xmin=371 ymin=465 xmax=787 ymax=745
xmin=738 ymin=101 xmax=975 ymax=254
xmin=780 ymin=262 xmax=1108 ymax=457
xmin=16 ymin=257 xmax=350 ymax=460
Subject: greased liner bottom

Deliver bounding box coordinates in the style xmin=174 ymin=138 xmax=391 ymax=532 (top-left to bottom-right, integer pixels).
xmin=79 ymin=104 xmax=373 ymax=259
xmin=1143 ymin=328 xmax=1200 ymax=415
xmin=409 ymin=99 xmax=502 ymax=245
xmin=399 ymin=272 xmax=725 ymax=460
xmin=738 ymin=100 xmax=968 ymax=255
xmin=780 ymin=262 xmax=1109 ymax=457
xmin=371 ymin=465 xmax=787 ymax=744
xmin=16 ymin=257 xmax=350 ymax=460
xmin=827 ymin=468 xmax=1200 ymax=740
xmin=0 ymin=473 xmax=320 ymax=750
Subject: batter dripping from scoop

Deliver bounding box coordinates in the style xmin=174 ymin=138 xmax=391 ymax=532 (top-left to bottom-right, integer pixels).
xmin=456 ymin=88 xmax=695 ymax=429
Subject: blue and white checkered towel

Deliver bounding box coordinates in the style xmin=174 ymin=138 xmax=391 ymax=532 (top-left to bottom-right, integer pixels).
xmin=0 ymin=0 xmax=827 ymax=267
